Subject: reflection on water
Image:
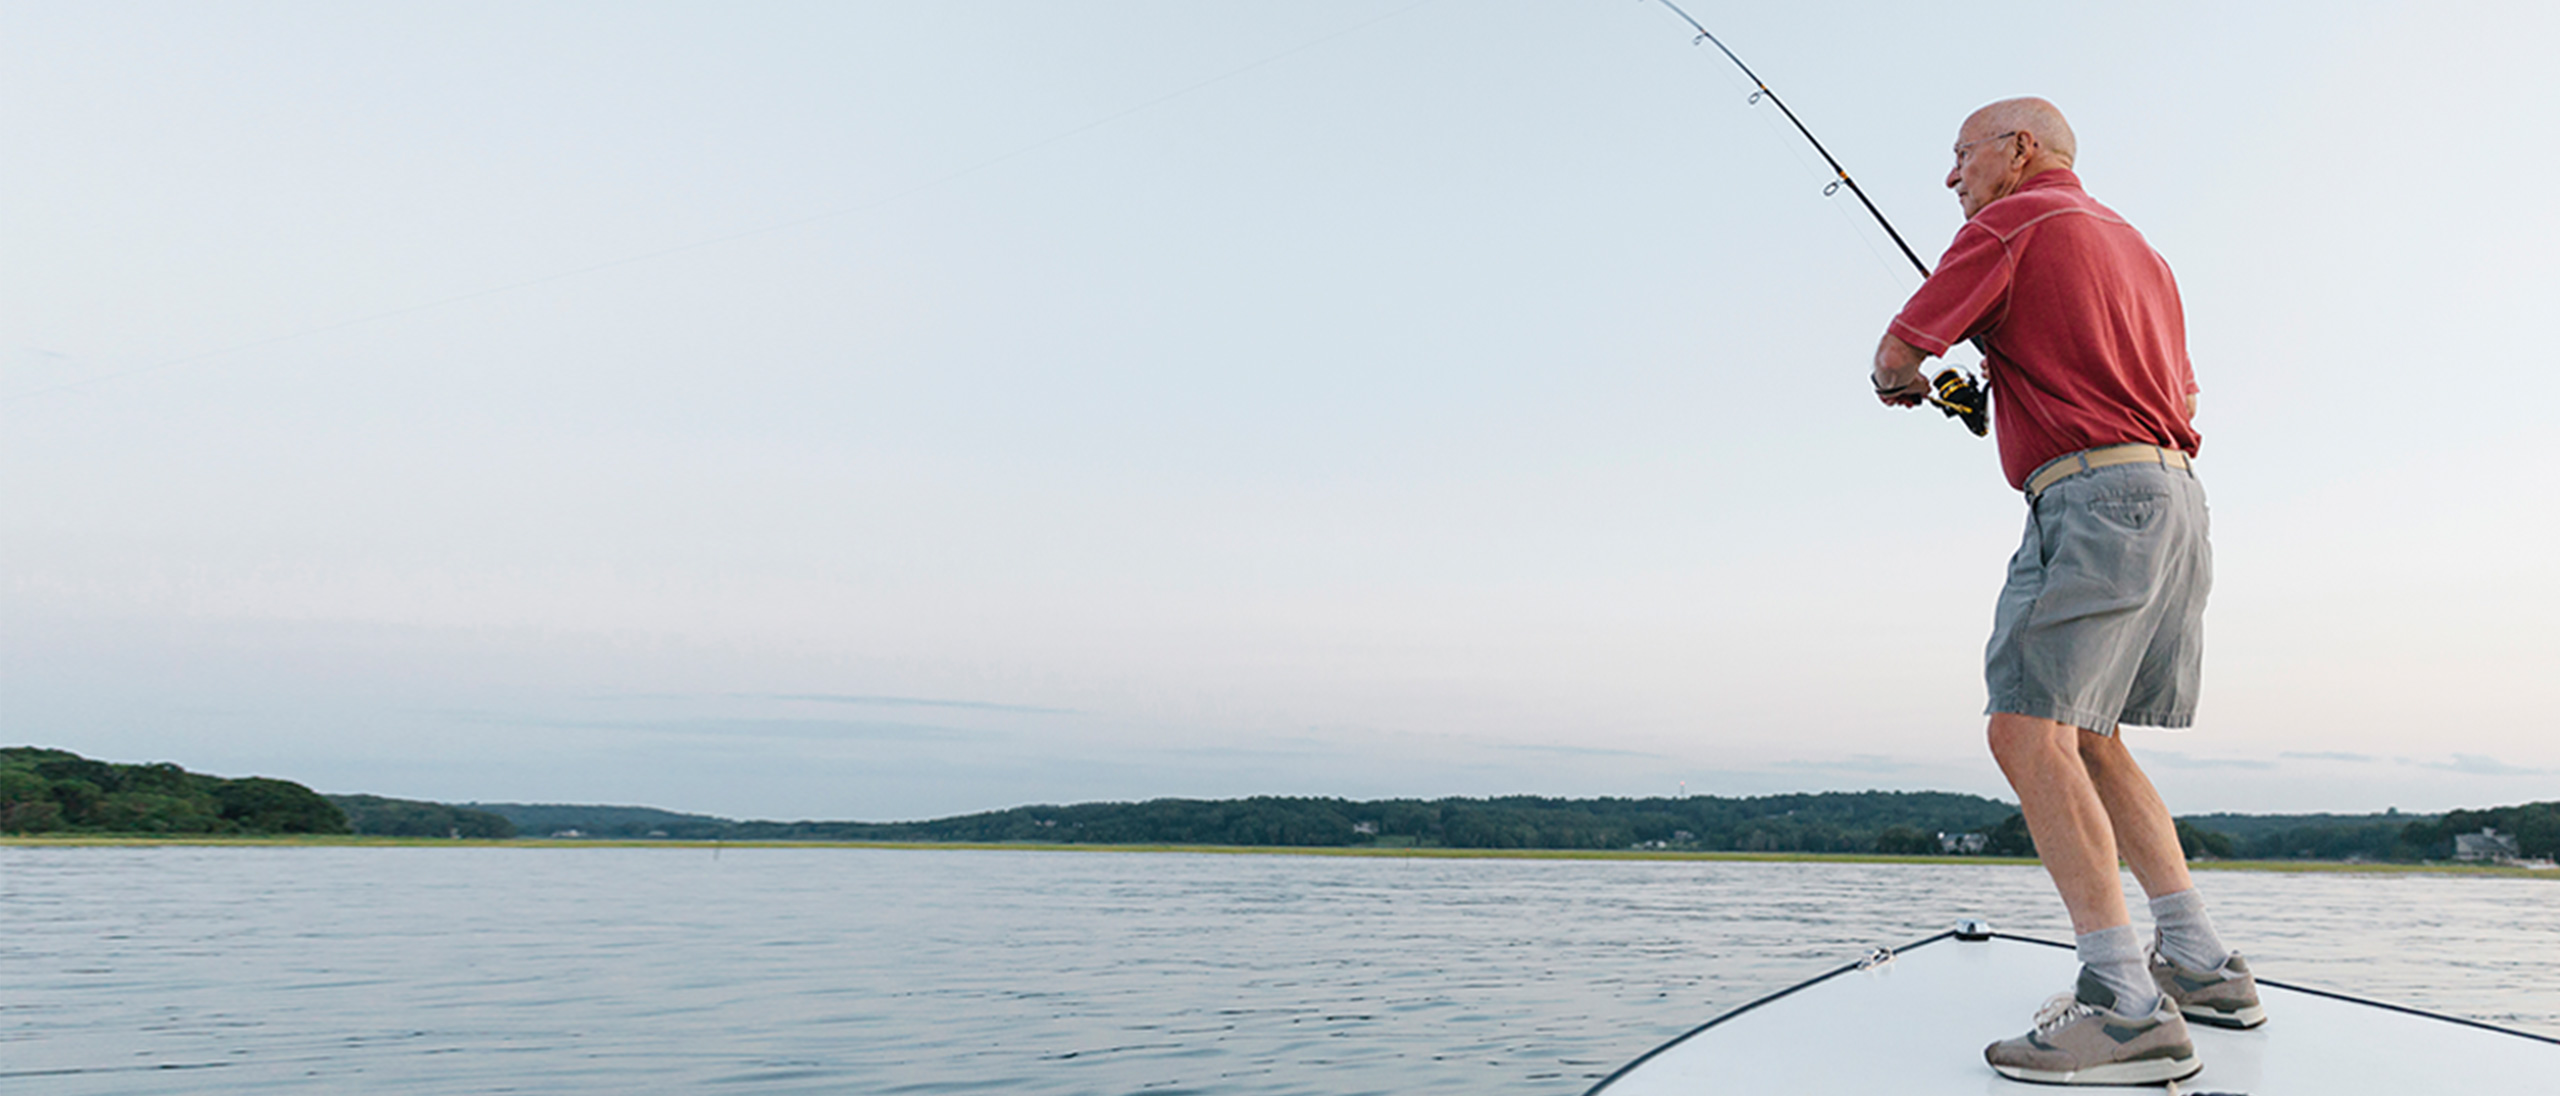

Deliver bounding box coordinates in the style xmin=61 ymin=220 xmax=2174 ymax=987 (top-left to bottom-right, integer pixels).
xmin=2 ymin=847 xmax=2552 ymax=1094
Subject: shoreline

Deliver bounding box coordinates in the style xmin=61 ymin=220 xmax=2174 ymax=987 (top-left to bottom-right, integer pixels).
xmin=3 ymin=835 xmax=2554 ymax=878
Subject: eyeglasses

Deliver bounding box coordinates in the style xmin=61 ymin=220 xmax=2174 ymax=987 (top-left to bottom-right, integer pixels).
xmin=1952 ymin=131 xmax=2022 ymax=170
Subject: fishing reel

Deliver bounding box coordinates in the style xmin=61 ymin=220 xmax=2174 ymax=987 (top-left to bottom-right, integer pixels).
xmin=1927 ymin=368 xmax=1988 ymax=437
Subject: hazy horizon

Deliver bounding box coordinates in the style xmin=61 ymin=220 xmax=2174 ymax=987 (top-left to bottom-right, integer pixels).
xmin=16 ymin=741 xmax=2512 ymax=828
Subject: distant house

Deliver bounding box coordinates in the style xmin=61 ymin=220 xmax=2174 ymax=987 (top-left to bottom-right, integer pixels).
xmin=1939 ymin=832 xmax=1989 ymax=855
xmin=2454 ymin=828 xmax=2520 ymax=862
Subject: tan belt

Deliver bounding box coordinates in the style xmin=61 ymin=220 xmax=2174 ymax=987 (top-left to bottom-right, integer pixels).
xmin=2024 ymin=444 xmax=2192 ymax=497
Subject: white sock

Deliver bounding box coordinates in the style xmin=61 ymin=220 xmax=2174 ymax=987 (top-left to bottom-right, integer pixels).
xmin=2150 ymin=888 xmax=2231 ymax=972
xmin=2075 ymin=923 xmax=2162 ymax=1015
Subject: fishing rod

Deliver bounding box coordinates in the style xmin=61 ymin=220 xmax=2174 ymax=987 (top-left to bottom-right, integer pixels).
xmin=1648 ymin=0 xmax=1987 ymax=437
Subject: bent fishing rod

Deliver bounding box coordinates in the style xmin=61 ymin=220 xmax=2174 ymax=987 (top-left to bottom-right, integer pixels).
xmin=1648 ymin=0 xmax=1987 ymax=437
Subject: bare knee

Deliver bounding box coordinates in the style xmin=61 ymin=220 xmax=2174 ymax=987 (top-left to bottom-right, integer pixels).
xmin=2078 ymin=728 xmax=2131 ymax=771
xmin=1987 ymin=713 xmax=2077 ymax=768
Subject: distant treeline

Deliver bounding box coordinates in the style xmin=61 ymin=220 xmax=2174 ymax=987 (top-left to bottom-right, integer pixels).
xmin=1 ymin=747 xmax=346 ymax=836
xmin=12 ymin=745 xmax=2550 ymax=861
xmin=477 ymin=794 xmax=2558 ymax=863
xmin=2183 ymin=804 xmax=2559 ymax=862
xmin=328 ymin=795 xmax=517 ymax=839
xmin=464 ymin=802 xmax=728 ymax=839
xmin=480 ymin=792 xmax=2037 ymax=854
xmin=758 ymin=791 xmax=2024 ymax=853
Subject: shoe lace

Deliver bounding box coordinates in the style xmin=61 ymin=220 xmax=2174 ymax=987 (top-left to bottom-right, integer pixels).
xmin=2032 ymin=992 xmax=2098 ymax=1033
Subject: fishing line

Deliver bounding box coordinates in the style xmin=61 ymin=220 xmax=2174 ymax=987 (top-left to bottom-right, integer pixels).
xmin=1685 ymin=34 xmax=1912 ymax=294
xmin=1 ymin=0 xmax=1437 ymax=407
xmin=1647 ymin=0 xmax=1930 ymax=279
xmin=1643 ymin=0 xmax=1987 ymax=436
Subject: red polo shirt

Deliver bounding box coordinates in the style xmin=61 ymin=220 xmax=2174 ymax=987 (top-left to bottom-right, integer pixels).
xmin=1889 ymin=170 xmax=2201 ymax=490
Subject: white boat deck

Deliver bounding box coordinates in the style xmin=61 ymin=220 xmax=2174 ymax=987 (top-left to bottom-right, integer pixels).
xmin=1588 ymin=928 xmax=2555 ymax=1095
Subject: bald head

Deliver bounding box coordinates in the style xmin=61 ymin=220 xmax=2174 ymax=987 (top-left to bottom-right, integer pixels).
xmin=1945 ymin=97 xmax=2078 ymax=218
xmin=1968 ymin=97 xmax=2076 ymax=167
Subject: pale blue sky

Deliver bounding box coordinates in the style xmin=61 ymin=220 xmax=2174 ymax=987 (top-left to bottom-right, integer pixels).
xmin=6 ymin=1 xmax=2554 ymax=820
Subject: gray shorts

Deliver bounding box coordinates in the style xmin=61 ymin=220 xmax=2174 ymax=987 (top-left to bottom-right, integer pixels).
xmin=1985 ymin=459 xmax=2211 ymax=735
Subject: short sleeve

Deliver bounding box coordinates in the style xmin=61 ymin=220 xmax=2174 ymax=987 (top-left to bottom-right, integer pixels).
xmin=1888 ymin=222 xmax=2012 ymax=356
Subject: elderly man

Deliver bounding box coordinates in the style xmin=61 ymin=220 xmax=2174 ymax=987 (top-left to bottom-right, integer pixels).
xmin=1871 ymin=98 xmax=2264 ymax=1085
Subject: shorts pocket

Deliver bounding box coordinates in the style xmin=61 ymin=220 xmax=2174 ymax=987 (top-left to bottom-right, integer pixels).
xmin=2085 ymin=491 xmax=2167 ymax=532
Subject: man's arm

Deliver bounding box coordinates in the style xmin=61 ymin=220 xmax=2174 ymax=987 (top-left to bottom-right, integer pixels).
xmin=1872 ymin=333 xmax=1931 ymax=406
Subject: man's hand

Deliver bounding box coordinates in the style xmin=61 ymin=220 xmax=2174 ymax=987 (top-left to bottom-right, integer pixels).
xmin=1871 ymin=333 xmax=1931 ymax=406
xmin=1873 ymin=369 xmax=1929 ymax=406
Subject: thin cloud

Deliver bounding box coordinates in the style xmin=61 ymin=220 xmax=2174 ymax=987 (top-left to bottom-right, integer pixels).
xmin=743 ymin=693 xmax=1080 ymax=716
xmin=1151 ymin=741 xmax=1337 ymax=762
xmin=2412 ymin=754 xmax=2550 ymax=777
xmin=2141 ymin=751 xmax=2278 ymax=771
xmin=433 ymin=709 xmax=1000 ymax=743
xmin=2280 ymin=750 xmax=2380 ymax=764
xmin=1496 ymin=742 xmax=1670 ymax=760
xmin=1769 ymin=755 xmax=1925 ymax=775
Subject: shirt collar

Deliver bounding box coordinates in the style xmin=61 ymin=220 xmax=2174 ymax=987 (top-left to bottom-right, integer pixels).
xmin=2017 ymin=168 xmax=2082 ymax=193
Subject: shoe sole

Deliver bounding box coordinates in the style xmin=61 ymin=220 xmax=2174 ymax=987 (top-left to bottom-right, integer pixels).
xmin=1991 ymin=1053 xmax=2202 ymax=1086
xmin=2180 ymin=1001 xmax=2267 ymax=1029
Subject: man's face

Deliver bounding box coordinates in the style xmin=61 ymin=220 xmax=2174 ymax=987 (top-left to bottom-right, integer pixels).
xmin=1944 ymin=126 xmax=2022 ymax=219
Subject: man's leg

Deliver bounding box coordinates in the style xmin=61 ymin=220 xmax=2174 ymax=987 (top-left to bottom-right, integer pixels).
xmin=2080 ymin=733 xmax=2235 ymax=975
xmin=1986 ymin=712 xmax=2158 ymax=1014
xmin=1988 ymin=713 xmax=2126 ymax=932
xmin=2076 ymin=731 xmax=2189 ymax=898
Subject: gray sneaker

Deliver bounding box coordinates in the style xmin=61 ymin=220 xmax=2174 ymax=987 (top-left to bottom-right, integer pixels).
xmin=1984 ymin=968 xmax=2201 ymax=1086
xmin=2151 ymin=946 xmax=2267 ymax=1029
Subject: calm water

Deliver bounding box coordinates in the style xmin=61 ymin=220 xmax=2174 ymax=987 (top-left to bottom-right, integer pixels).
xmin=3 ymin=847 xmax=2553 ymax=1093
